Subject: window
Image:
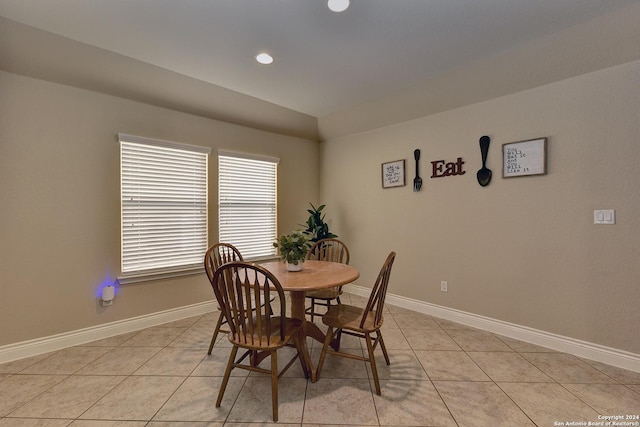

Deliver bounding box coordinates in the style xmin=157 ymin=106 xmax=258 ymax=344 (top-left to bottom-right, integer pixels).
xmin=218 ymin=151 xmax=278 ymax=259
xmin=119 ymin=134 xmax=211 ymax=280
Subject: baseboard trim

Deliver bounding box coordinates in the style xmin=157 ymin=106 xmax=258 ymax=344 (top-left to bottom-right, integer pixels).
xmin=4 ymin=291 xmax=639 ymax=374
xmin=0 ymin=301 xmax=216 ymax=364
xmin=346 ymin=284 xmax=640 ymax=373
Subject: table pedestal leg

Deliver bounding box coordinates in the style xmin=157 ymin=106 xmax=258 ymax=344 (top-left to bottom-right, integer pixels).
xmin=289 ymin=291 xmax=322 ymax=381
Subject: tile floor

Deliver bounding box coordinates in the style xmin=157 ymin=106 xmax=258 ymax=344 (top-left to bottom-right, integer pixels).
xmin=1 ymin=292 xmax=639 ymax=426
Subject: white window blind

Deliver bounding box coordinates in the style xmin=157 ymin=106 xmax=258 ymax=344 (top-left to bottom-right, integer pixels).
xmin=119 ymin=134 xmax=211 ymax=276
xmin=218 ymin=152 xmax=278 ymax=259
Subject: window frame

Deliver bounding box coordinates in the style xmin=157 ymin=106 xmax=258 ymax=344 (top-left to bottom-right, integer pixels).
xmin=218 ymin=150 xmax=279 ymax=261
xmin=118 ymin=133 xmax=211 ymax=284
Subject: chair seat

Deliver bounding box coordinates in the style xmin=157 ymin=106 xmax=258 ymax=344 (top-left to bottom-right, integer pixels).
xmin=229 ymin=316 xmax=302 ymax=349
xmin=322 ymin=304 xmax=383 ymax=333
xmin=317 ymin=252 xmax=396 ymax=397
xmin=306 ymin=287 xmax=342 ymax=300
xmin=210 ymin=261 xmax=308 ymax=422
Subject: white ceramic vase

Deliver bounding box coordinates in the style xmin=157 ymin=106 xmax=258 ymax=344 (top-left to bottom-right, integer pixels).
xmin=286 ymin=261 xmax=304 ymax=272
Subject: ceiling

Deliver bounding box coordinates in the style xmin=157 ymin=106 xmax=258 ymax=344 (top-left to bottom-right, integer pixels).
xmin=2 ymin=0 xmax=639 ymax=121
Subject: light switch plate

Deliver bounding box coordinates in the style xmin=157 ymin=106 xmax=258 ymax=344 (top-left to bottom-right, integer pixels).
xmin=594 ymin=209 xmax=615 ymax=224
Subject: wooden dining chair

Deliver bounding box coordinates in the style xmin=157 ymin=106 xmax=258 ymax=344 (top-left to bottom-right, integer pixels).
xmin=211 ymin=261 xmax=308 ymax=422
xmin=304 ymin=238 xmax=350 ymax=321
xmin=204 ymin=243 xmax=273 ymax=354
xmin=316 ymin=251 xmax=396 ymax=395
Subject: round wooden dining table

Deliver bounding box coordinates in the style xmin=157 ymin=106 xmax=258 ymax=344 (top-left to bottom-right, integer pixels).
xmin=259 ymin=259 xmax=359 ymax=381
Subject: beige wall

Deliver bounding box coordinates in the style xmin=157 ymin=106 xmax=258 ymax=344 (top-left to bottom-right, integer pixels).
xmin=2 ymin=58 xmax=639 ymax=357
xmin=320 ymin=60 xmax=640 ymax=354
xmin=0 ymin=70 xmax=319 ymax=346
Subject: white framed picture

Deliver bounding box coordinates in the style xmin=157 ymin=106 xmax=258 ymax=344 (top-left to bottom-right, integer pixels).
xmin=381 ymin=159 xmax=406 ymax=188
xmin=502 ymin=137 xmax=547 ymax=178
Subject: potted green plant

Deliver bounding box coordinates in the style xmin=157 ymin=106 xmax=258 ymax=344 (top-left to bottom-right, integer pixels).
xmin=302 ymin=203 xmax=338 ymax=242
xmin=273 ymin=230 xmax=311 ymax=271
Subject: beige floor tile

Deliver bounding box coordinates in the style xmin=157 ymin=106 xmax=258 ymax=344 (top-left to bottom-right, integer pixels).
xmin=119 ymin=326 xmax=188 ymax=347
xmin=148 ymin=423 xmax=223 ymax=427
xmin=9 ymin=375 xmax=125 ymax=419
xmin=209 ymin=333 xmax=233 ymax=348
xmin=0 ymin=419 xmax=72 ymax=426
xmin=0 ymin=353 xmax=58 ymax=374
xmin=563 ymin=383 xmax=640 ymax=414
xmin=435 ymin=381 xmax=536 ymax=427
xmin=300 ymin=425 xmax=366 ymax=427
xmin=580 ymin=358 xmax=640 ymax=384
xmin=160 ymin=315 xmax=205 ymax=328
xmin=303 ymin=378 xmax=378 ymax=425
xmin=79 ymin=376 xmax=185 ymax=421
xmin=446 ymin=329 xmax=512 ymax=352
xmin=391 ymin=312 xmax=440 ymax=329
xmin=70 ymin=421 xmax=147 ymax=426
xmin=373 ymin=379 xmax=456 ymax=426
xmin=223 ymin=424 xmax=291 ymax=427
xmin=313 ymin=347 xmax=369 ymax=379
xmin=190 ymin=347 xmax=250 ymax=377
xmin=78 ymin=331 xmax=140 ymax=347
xmin=467 ymin=351 xmax=553 ymax=382
xmin=168 ymin=322 xmax=215 ymax=348
xmin=4 ymin=293 xmax=639 ymax=427
xmin=321 ymin=329 xmax=367 ymax=350
xmin=153 ymin=376 xmax=244 ymax=422
xmin=403 ymin=329 xmax=461 ymax=351
xmin=247 ymin=346 xmax=308 ymax=379
xmin=0 ymin=374 xmax=67 ymax=416
xmin=278 ymin=346 xmax=310 ymax=378
xmin=433 ymin=317 xmax=472 ymax=330
xmin=374 ymin=328 xmax=411 ymax=350
xmin=226 ymin=377 xmax=307 ymax=423
xmin=385 ymin=304 xmax=415 ymax=315
xmin=133 ymin=347 xmax=205 ymax=376
xmin=499 ymin=382 xmax=600 ymax=426
xmin=193 ymin=312 xmax=219 ymax=329
xmin=345 ymin=295 xmax=369 ymax=308
xmin=414 ymin=350 xmax=490 ymax=381
xmin=367 ymin=349 xmax=428 ymax=380
xmin=76 ymin=347 xmax=162 ymax=375
xmin=496 ymin=335 xmax=557 ymax=353
xmin=21 ymin=347 xmax=112 ymax=375
xmin=522 ymin=352 xmax=617 ymax=383
xmin=379 ymin=321 xmax=400 ymax=336
xmin=380 ymin=313 xmax=399 ymax=329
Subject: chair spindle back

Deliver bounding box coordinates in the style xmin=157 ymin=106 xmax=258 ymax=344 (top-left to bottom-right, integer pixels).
xmin=204 ymin=243 xmax=244 ymax=282
xmin=212 ymin=262 xmax=286 ymax=347
xmin=360 ymin=252 xmax=396 ymax=329
xmin=307 ymin=238 xmax=350 ymax=264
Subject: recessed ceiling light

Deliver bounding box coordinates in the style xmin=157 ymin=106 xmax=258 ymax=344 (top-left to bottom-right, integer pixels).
xmin=328 ymin=0 xmax=350 ymax=13
xmin=256 ymin=52 xmax=274 ymax=65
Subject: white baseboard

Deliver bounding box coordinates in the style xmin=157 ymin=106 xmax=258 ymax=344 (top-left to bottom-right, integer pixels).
xmin=0 ymin=301 xmax=216 ymax=364
xmin=346 ymin=284 xmax=640 ymax=373
xmin=3 ymin=291 xmax=639 ymax=374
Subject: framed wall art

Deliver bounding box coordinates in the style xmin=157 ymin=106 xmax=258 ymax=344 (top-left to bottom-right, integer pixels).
xmin=381 ymin=159 xmax=406 ymax=188
xmin=502 ymin=137 xmax=547 ymax=178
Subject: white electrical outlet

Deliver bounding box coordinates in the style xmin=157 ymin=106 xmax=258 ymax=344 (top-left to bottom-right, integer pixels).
xmin=593 ymin=209 xmax=615 ymax=224
xmin=440 ymin=281 xmax=448 ymax=292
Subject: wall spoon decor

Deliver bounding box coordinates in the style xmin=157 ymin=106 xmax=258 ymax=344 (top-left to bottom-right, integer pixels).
xmin=477 ymin=135 xmax=492 ymax=187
